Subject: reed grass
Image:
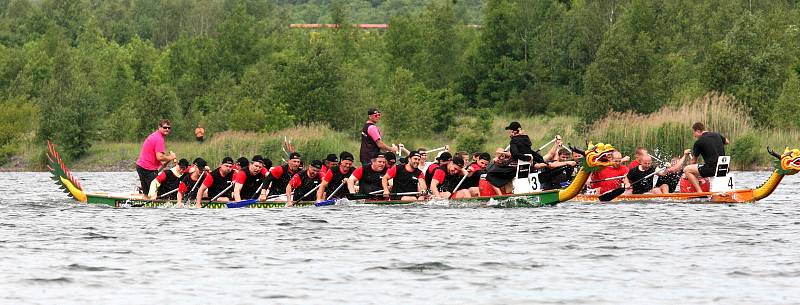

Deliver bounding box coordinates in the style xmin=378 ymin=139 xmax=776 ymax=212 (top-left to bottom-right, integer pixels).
xmin=21 ymin=93 xmax=798 ymax=171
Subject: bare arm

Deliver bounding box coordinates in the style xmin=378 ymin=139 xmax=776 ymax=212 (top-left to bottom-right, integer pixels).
xmin=381 ymin=174 xmax=391 ymax=197
xmin=430 ymin=179 xmax=441 ymax=198
xmin=196 ymin=184 xmax=208 ymax=203
xmin=347 ymin=177 xmax=357 ymax=194
xmin=156 ymin=151 xmax=176 ymax=163
xmin=232 ymin=183 xmax=243 ymax=201
xmin=375 ymin=139 xmax=398 ymax=153
xmin=285 ymin=182 xmax=294 ymax=206
xmin=316 ymin=179 xmax=329 ymax=201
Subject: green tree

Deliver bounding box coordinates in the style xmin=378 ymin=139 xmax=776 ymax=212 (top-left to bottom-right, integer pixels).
xmin=771 ymin=71 xmax=800 ymax=130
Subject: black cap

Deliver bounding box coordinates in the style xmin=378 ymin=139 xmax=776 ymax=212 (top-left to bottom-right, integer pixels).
xmin=251 ymin=155 xmax=264 ymax=164
xmin=505 ymin=121 xmax=522 ymax=131
xmin=385 ymin=152 xmax=396 ymax=161
xmin=373 ymin=152 xmax=386 ymax=160
xmin=436 ymin=152 xmax=453 ymax=162
xmin=325 ymin=154 xmax=338 ymax=162
xmin=399 ymin=157 xmax=408 ymax=164
xmin=478 ymin=152 xmax=491 ymax=161
xmin=452 ymin=157 xmax=465 ymax=167
xmin=236 ymin=157 xmax=249 ymax=168
xmin=340 ymin=151 xmax=354 ymax=162
xmin=310 ymin=160 xmax=323 ymax=169
xmin=288 ymin=152 xmax=302 ymax=160
xmin=193 ymin=157 xmax=207 ymax=170
xmin=406 ymin=150 xmax=421 ymax=159
xmin=222 ymin=157 xmax=234 ymax=165
xmin=262 ymin=158 xmax=273 ymax=169
xmin=367 ymin=107 xmax=381 ymax=116
xmin=177 ymin=158 xmax=190 ymax=169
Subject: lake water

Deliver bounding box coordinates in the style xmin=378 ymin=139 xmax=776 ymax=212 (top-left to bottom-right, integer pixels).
xmin=1 ymin=171 xmax=799 ymax=304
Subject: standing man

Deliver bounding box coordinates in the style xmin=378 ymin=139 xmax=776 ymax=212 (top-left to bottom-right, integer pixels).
xmin=360 ymin=107 xmax=398 ymax=165
xmin=194 ymin=124 xmax=205 ymax=143
xmin=684 ymin=122 xmax=729 ymax=192
xmin=136 ymin=119 xmax=177 ymax=195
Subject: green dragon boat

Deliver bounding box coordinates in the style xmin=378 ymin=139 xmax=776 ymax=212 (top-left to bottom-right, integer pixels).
xmin=47 ymin=140 xmax=617 ymax=208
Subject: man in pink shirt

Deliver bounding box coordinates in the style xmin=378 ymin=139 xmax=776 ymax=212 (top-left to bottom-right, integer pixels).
xmin=136 ymin=119 xmax=177 ymax=195
xmin=359 ymin=107 xmax=398 ymax=165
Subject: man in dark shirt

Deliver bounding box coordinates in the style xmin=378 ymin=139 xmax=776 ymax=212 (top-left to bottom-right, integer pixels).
xmin=684 ymin=122 xmax=729 ymax=192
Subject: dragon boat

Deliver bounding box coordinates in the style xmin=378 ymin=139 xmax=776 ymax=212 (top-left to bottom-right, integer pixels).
xmin=573 ymin=147 xmax=800 ymax=203
xmin=47 ymin=141 xmax=617 ymax=208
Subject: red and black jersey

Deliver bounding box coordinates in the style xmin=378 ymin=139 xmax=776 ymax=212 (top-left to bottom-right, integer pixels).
xmin=432 ymin=167 xmax=464 ymax=193
xmin=267 ymin=164 xmax=298 ymax=196
xmin=155 ymin=170 xmax=183 ymax=200
xmin=202 ymin=167 xmax=234 ymax=199
xmin=233 ymin=168 xmax=266 ymax=199
xmin=352 ymin=165 xmax=386 ymax=195
xmin=289 ymin=172 xmax=322 ymax=201
xmin=323 ymin=166 xmax=353 ymax=199
xmin=387 ymin=165 xmax=423 ymax=194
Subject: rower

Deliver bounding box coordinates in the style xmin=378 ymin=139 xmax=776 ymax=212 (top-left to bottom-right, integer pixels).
xmin=359 ymin=107 xmax=398 ymax=165
xmin=684 ymin=122 xmax=729 ymax=192
xmin=485 ymin=122 xmax=547 ymax=195
xmin=195 ymin=157 xmax=235 ymax=204
xmin=263 ymin=152 xmax=302 ymax=199
xmin=539 ymin=148 xmax=578 ymax=190
xmin=654 ymin=149 xmax=690 ymax=193
xmin=148 ymin=158 xmax=190 ymax=200
xmin=348 ymin=152 xmax=388 ymax=195
xmin=430 ymin=157 xmax=467 ymax=199
xmin=626 ymin=155 xmax=663 ymax=194
xmin=176 ymin=158 xmax=208 ymax=204
xmin=381 ymin=150 xmax=427 ymax=200
xmin=316 ymin=151 xmax=355 ymax=201
xmin=321 ymin=154 xmax=338 ymax=176
xmin=385 ymin=151 xmax=397 ymax=171
xmin=286 ymin=160 xmax=323 ymax=206
xmin=231 ymin=156 xmax=267 ymax=201
xmin=587 ymin=151 xmax=630 ymax=195
xmin=461 ymin=152 xmax=490 ymax=197
xmin=424 ymin=152 xmax=453 ymax=190
xmin=627 ymin=147 xmax=648 ymax=169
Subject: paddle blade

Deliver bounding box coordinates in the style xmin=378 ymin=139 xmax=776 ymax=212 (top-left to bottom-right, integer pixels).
xmin=314 ymin=199 xmax=336 ymax=207
xmin=598 ymin=188 xmax=625 ymax=202
xmin=226 ymin=199 xmax=258 ymax=208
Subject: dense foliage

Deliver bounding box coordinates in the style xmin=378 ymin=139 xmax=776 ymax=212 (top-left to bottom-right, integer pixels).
xmin=0 ymin=0 xmax=798 ymax=161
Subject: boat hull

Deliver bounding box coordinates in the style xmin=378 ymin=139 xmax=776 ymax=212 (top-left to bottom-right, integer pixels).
xmin=573 ymin=188 xmax=757 ymax=203
xmin=82 ymin=190 xmax=564 ymax=208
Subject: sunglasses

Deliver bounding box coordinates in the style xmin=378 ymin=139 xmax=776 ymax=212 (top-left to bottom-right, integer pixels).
xmin=161 ymin=126 xmax=171 ymax=130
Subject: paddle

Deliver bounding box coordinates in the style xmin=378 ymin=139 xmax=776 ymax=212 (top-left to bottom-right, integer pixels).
xmin=448 ymin=171 xmax=469 ymax=199
xmin=209 ymin=183 xmax=234 ymax=202
xmin=157 ymin=188 xmax=179 ymax=199
xmin=291 ymin=184 xmax=322 ymax=205
xmin=326 ymin=179 xmax=347 ymax=200
xmin=182 ymin=169 xmax=206 ymax=206
xmin=349 ymin=191 xmax=422 ymax=200
xmin=226 ymin=199 xmax=258 ymax=208
xmin=426 ymin=145 xmax=449 ymax=154
xmin=589 ymin=175 xmax=626 ymax=185
xmin=599 ymin=168 xmax=662 ymax=202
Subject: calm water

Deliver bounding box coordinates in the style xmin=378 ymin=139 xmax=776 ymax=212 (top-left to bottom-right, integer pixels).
xmin=1 ymin=171 xmax=799 ymax=304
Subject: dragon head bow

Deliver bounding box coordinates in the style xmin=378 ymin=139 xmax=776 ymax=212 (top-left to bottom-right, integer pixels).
xmin=769 ymin=147 xmax=800 ymax=175
xmin=572 ymin=142 xmax=616 ymax=172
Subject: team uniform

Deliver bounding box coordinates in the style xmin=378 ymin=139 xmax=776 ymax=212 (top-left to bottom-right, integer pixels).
xmin=266 ymin=165 xmax=299 ymax=196
xmin=201 ymin=167 xmax=235 ymax=200
xmin=590 ymin=166 xmax=629 ymax=194
xmin=693 ymin=132 xmax=726 ymax=178
xmin=431 ymin=168 xmax=464 ymax=194
xmin=627 ymin=166 xmax=656 ymax=194
xmin=386 ymin=165 xmax=424 ymax=199
xmin=288 ymin=172 xmax=322 ymax=202
xmin=150 ymin=168 xmax=184 ymax=200
xmin=322 ymin=166 xmax=353 ymax=199
xmin=232 ymin=168 xmax=267 ymax=199
xmin=352 ymin=166 xmax=387 ymax=195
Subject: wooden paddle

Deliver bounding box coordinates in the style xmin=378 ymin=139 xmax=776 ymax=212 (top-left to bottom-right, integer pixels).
xmin=599 ymin=168 xmax=663 ymax=202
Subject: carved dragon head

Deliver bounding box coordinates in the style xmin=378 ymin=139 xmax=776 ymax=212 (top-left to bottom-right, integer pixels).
xmin=571 ymin=142 xmax=616 ymax=173
xmin=769 ymin=147 xmax=800 ymax=175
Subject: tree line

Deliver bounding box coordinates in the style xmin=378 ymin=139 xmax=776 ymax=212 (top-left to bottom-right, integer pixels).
xmin=0 ymin=0 xmax=799 ymax=164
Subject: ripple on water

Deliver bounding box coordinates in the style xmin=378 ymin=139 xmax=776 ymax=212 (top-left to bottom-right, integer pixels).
xmin=65 ymin=263 xmax=124 ymax=272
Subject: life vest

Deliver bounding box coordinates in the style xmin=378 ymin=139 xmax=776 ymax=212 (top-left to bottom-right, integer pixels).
xmin=461 ymin=163 xmax=486 ymax=189
xmin=268 ymin=164 xmax=296 ymax=196
xmin=433 ymin=168 xmax=463 ymax=193
xmin=208 ymin=167 xmax=234 ymax=199
xmin=325 ymin=166 xmax=352 ymax=198
xmin=292 ymin=173 xmax=322 ymax=202
xmin=424 ymin=163 xmax=440 ymax=189
xmin=359 ymin=122 xmax=379 ymax=164
xmin=358 ymin=165 xmax=386 ymax=195
xmin=180 ymin=173 xmax=204 ymax=199
xmin=156 ymin=170 xmax=183 ymax=200
xmin=391 ymin=166 xmax=422 ymax=194
xmin=240 ymin=168 xmax=265 ymax=199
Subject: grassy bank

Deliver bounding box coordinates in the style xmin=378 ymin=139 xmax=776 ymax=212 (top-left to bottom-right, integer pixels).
xmin=10 ymin=93 xmax=797 ymax=171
